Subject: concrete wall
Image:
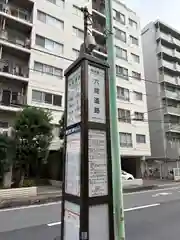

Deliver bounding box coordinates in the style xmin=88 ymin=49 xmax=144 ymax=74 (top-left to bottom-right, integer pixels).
xmin=142 ymin=23 xmax=166 ymax=158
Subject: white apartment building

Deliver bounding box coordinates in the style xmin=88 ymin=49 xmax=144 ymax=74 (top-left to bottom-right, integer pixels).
xmin=0 ymin=0 xmax=150 ymax=176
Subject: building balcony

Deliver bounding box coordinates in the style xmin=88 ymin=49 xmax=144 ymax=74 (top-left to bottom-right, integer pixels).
xmin=162 ymin=90 xmax=180 ymax=101
xmin=92 ymin=22 xmax=105 ymax=36
xmin=157 ymin=44 xmax=174 ymax=57
xmin=166 ymin=123 xmax=180 ymax=133
xmin=0 ymin=2 xmax=32 ymax=27
xmin=0 ymin=59 xmax=29 ymax=82
xmin=159 ymin=74 xmax=178 ymax=85
xmin=176 ymin=63 xmax=180 ymax=72
xmin=92 ymin=0 xmax=105 ymax=17
xmin=172 ymin=37 xmax=180 ymax=48
xmin=174 ymin=50 xmax=180 ymax=59
xmin=156 ymin=29 xmax=173 ymax=44
xmin=159 ymin=59 xmax=176 ymax=72
xmin=0 ymin=90 xmax=26 ymax=112
xmin=0 ymin=29 xmax=31 ymax=53
xmin=164 ymin=106 xmax=180 ymax=116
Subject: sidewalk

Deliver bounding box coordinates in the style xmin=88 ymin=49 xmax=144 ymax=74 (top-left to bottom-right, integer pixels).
xmin=124 ymin=179 xmax=180 ymax=193
xmin=0 ymin=180 xmax=179 ymax=209
xmin=0 ymin=186 xmax=62 ymax=210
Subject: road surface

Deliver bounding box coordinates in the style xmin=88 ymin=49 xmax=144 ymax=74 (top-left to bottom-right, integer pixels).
xmin=1 ymin=184 xmax=180 ymax=239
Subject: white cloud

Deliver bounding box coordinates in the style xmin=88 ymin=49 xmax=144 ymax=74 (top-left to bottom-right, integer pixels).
xmin=124 ymin=0 xmax=180 ymax=30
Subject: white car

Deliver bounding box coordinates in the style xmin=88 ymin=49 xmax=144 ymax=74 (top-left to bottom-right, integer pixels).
xmin=122 ymin=170 xmax=134 ymax=180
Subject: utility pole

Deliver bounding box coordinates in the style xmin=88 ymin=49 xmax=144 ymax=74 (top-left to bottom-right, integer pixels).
xmin=105 ymin=0 xmax=126 ymax=239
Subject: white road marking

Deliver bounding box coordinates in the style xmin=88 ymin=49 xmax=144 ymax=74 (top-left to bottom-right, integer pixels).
xmin=124 ymin=186 xmax=180 ymax=196
xmin=152 ymin=192 xmax=172 ymax=197
xmin=124 ymin=203 xmax=160 ymax=212
xmin=47 ymin=221 xmax=61 ymax=227
xmin=0 ymin=201 xmax=61 ymax=213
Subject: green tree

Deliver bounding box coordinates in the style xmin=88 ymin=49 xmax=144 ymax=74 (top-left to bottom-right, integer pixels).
xmin=0 ymin=133 xmax=16 ymax=188
xmin=14 ymin=106 xmax=53 ymax=185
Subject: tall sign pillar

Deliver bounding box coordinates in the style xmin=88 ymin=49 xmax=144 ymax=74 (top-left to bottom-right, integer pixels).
xmin=61 ymin=53 xmax=114 ymax=240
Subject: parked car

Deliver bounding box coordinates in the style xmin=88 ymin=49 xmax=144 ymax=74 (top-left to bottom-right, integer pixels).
xmin=122 ymin=170 xmax=134 ymax=180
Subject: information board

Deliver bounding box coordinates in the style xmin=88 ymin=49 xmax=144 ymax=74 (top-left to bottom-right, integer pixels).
xmin=67 ymin=67 xmax=81 ymax=127
xmin=64 ymin=201 xmax=80 ymax=240
xmin=65 ymin=130 xmax=81 ymax=196
xmin=88 ymin=65 xmax=105 ymax=124
xmin=88 ymin=130 xmax=108 ymax=197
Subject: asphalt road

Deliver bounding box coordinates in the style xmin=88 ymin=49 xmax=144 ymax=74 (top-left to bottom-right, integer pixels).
xmin=1 ymin=184 xmax=180 ymax=239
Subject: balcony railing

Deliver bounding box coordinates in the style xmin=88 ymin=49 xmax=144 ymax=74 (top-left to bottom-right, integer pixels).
xmin=165 ymin=106 xmax=180 ymax=115
xmin=92 ymin=22 xmax=105 ymax=34
xmin=159 ymin=74 xmax=178 ymax=85
xmin=0 ymin=59 xmax=29 ymax=78
xmin=162 ymin=90 xmax=180 ymax=100
xmin=168 ymin=123 xmax=180 ymax=132
xmin=92 ymin=1 xmax=105 ymax=15
xmin=0 ymin=29 xmax=31 ymax=49
xmin=0 ymin=3 xmax=32 ymax=23
xmin=95 ymin=44 xmax=107 ymax=55
xmin=0 ymin=90 xmax=26 ymax=108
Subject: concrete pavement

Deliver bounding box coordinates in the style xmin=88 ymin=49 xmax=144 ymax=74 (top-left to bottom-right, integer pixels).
xmin=125 ymin=200 xmax=180 ymax=240
xmin=1 ymin=184 xmax=180 ymax=239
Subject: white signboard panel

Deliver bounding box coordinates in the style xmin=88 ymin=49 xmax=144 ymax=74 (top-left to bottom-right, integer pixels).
xmin=65 ymin=130 xmax=81 ymax=196
xmin=88 ymin=65 xmax=106 ymax=124
xmin=89 ymin=204 xmax=109 ymax=240
xmin=67 ymin=67 xmax=81 ymax=127
xmin=64 ymin=201 xmax=80 ymax=240
xmin=88 ymin=130 xmax=108 ymax=197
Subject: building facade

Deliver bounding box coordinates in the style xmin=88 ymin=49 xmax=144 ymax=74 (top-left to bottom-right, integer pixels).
xmin=142 ymin=20 xmax=180 ymax=172
xmin=112 ymin=1 xmax=150 ymax=177
xmin=0 ymin=0 xmax=150 ymax=176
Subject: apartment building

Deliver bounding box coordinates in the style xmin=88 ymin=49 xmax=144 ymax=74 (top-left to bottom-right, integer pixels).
xmin=142 ymin=20 xmax=180 ymax=171
xmin=0 ymin=0 xmax=150 ymax=176
xmin=112 ymin=1 xmax=150 ymax=177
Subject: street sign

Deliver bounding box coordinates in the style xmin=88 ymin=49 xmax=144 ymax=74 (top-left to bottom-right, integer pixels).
xmin=61 ymin=54 xmax=114 ymax=240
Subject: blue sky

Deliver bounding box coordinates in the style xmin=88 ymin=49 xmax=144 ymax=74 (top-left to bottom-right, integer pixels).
xmin=123 ymin=0 xmax=180 ymax=30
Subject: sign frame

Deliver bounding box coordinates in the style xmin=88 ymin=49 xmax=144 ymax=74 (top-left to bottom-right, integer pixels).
xmin=61 ymin=53 xmax=114 ymax=240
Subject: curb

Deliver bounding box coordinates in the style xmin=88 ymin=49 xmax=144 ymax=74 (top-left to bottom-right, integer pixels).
xmin=0 ymin=194 xmax=62 ymax=210
xmin=123 ymin=185 xmax=157 ymax=193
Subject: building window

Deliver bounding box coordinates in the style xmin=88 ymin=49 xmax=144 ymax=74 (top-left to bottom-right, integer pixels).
xmin=118 ymin=108 xmax=131 ymax=123
xmin=131 ymin=53 xmax=140 ymax=63
xmin=116 ymin=65 xmax=128 ymax=79
xmin=114 ymin=28 xmax=126 ymax=42
xmin=73 ymin=5 xmax=83 ymax=18
xmin=53 ymin=94 xmax=62 ymax=106
xmin=136 ymin=134 xmax=146 ymax=143
xmin=46 ymin=0 xmax=65 ymax=7
xmin=36 ymin=35 xmax=64 ymax=54
xmin=129 ymin=18 xmax=137 ymax=29
xmin=117 ymin=87 xmax=130 ymax=101
xmin=32 ymin=90 xmax=62 ymax=107
xmin=32 ymin=90 xmax=43 ymax=102
xmin=0 ymin=121 xmax=8 ymax=128
xmin=130 ymin=35 xmax=139 ymax=46
xmin=45 ymin=93 xmax=53 ymax=104
xmin=134 ymin=91 xmax=143 ymax=101
xmin=132 ymin=71 xmax=141 ymax=80
xmin=134 ymin=112 xmax=144 ymax=121
xmin=37 ymin=10 xmax=64 ymax=30
xmin=73 ymin=26 xmax=84 ymax=39
xmin=115 ymin=46 xmax=127 ymax=60
xmin=72 ymin=48 xmax=80 ymax=59
xmin=113 ymin=10 xmax=125 ymax=25
xmin=34 ymin=61 xmax=63 ymax=78
xmin=120 ymin=132 xmax=133 ymax=147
